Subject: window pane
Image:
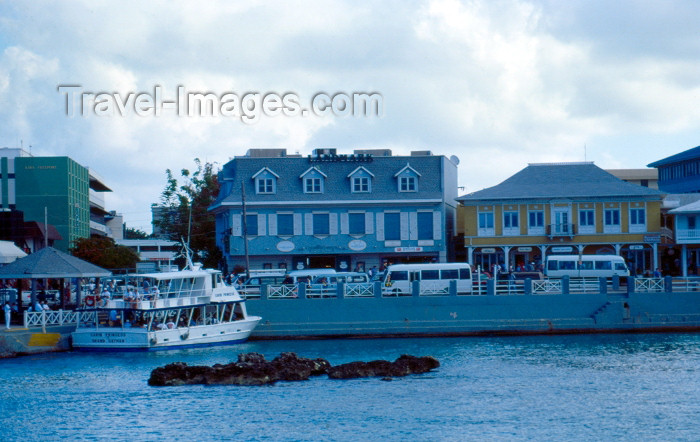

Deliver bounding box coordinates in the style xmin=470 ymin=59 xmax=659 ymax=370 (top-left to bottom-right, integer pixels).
xmin=313 ymin=213 xmax=329 ymax=235
xmin=277 ymin=214 xmax=293 ymax=236
xmin=245 ymin=214 xmax=258 ymax=236
xmin=349 ymin=213 xmax=365 ymax=235
xmin=418 ymin=212 xmax=433 ymax=240
xmin=441 ymin=269 xmax=458 ymax=279
xmin=595 ymin=261 xmax=612 ymax=270
xmin=385 ymin=213 xmax=400 ymax=240
xmin=422 ymin=270 xmax=439 ymax=280
xmin=391 ymin=271 xmax=408 ymax=281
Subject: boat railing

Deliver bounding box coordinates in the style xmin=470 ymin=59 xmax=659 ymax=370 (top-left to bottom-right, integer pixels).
xmin=635 ymin=277 xmax=665 ymax=293
xmin=344 ymin=283 xmax=374 ymax=298
xmin=24 ymin=309 xmax=96 ymax=329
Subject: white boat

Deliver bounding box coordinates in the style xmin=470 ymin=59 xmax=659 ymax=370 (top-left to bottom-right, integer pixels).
xmin=71 ymin=265 xmax=262 ymax=351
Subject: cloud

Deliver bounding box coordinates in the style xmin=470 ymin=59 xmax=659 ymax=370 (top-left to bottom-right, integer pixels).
xmin=1 ymin=0 xmax=700 ymax=231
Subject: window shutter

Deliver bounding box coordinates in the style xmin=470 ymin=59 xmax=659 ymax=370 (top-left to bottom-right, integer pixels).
xmin=365 ymin=212 xmax=374 ymax=234
xmin=294 ymin=213 xmax=302 ymax=236
xmin=258 ymin=214 xmax=266 ymax=236
xmin=340 ymin=213 xmax=349 ymax=234
xmin=268 ymin=214 xmax=277 ymax=236
xmin=329 ymin=213 xmax=338 ymax=235
xmin=400 ymin=212 xmax=409 ymax=240
xmin=409 ymin=212 xmax=418 ymax=240
xmin=376 ymin=212 xmax=385 ymax=241
xmin=433 ymin=211 xmax=442 ymax=240
xmin=232 ymin=214 xmax=242 ymax=236
xmin=305 ymin=213 xmax=313 ymax=235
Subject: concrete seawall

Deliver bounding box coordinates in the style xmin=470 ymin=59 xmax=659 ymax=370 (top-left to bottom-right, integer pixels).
xmin=0 ymin=325 xmax=74 ymax=358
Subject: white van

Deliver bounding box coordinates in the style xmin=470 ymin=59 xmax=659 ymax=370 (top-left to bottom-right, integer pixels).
xmin=286 ymin=269 xmax=337 ymax=285
xmin=382 ymin=263 xmax=472 ymax=295
xmin=545 ymin=255 xmax=630 ymax=278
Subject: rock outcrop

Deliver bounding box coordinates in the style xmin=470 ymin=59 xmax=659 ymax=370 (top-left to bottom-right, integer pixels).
xmin=148 ymin=352 xmax=439 ymax=386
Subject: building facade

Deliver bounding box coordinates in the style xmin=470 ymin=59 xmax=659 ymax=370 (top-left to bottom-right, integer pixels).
xmin=457 ymin=162 xmax=666 ymax=275
xmin=648 ymin=145 xmax=700 ymax=193
xmin=210 ymin=148 xmax=459 ymax=273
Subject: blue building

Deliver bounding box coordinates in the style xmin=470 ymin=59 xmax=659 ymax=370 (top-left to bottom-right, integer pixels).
xmin=210 ymin=148 xmax=459 ymax=273
xmin=648 ymin=145 xmax=700 ymax=193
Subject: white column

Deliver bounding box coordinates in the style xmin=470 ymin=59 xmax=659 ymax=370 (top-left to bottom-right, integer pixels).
xmin=682 ymin=244 xmax=688 ymax=277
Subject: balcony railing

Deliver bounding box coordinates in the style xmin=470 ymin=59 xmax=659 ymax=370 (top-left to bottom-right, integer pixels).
xmin=546 ymin=223 xmax=576 ymax=239
xmin=676 ymin=228 xmax=700 ymax=242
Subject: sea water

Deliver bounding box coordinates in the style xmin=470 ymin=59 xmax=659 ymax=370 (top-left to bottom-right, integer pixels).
xmin=1 ymin=333 xmax=699 ymax=441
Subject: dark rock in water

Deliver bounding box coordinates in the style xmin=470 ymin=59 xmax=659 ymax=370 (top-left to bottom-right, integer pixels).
xmin=327 ymin=354 xmax=440 ymax=379
xmin=148 ymin=352 xmax=330 ymax=386
xmin=148 ymin=352 xmax=438 ymax=386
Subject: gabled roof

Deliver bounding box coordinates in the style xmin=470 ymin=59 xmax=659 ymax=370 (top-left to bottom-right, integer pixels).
xmin=299 ymin=166 xmax=327 ymax=179
xmin=669 ymin=199 xmax=700 ymax=214
xmin=648 ymin=146 xmax=700 ymax=168
xmin=394 ymin=163 xmax=421 ymax=177
xmin=0 ymin=247 xmax=111 ymax=278
xmin=0 ymin=241 xmax=27 ymax=264
xmin=458 ymin=162 xmax=665 ymax=202
xmin=251 ymin=167 xmax=279 ymax=179
xmin=347 ymin=166 xmax=375 ymax=178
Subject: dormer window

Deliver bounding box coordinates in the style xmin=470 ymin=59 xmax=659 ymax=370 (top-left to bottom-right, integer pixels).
xmin=347 ymin=166 xmax=374 ymax=193
xmin=394 ymin=163 xmax=420 ymax=193
xmin=252 ymin=167 xmax=279 ymax=195
xmin=300 ymin=167 xmax=327 ymax=194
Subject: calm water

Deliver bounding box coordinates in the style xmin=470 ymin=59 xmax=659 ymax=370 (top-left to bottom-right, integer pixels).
xmin=1 ymin=333 xmax=699 ymax=441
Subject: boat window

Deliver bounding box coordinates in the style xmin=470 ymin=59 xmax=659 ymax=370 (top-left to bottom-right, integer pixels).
xmin=422 ymin=270 xmax=440 ymax=280
xmin=441 ymin=269 xmax=459 ymax=280
xmin=459 ymin=268 xmax=471 ymax=279
xmin=390 ymin=271 xmax=408 ymax=281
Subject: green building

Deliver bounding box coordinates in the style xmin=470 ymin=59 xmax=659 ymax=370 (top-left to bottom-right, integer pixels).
xmin=14 ymin=156 xmax=90 ymax=251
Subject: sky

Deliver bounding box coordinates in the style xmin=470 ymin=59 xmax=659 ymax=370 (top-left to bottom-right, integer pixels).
xmin=1 ymin=0 xmax=700 ymax=233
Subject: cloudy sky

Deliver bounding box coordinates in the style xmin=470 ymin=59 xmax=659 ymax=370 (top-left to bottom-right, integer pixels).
xmin=2 ymin=0 xmax=700 ymax=232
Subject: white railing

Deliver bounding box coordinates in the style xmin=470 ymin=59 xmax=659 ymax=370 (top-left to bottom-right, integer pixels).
xmin=671 ymin=277 xmax=700 ymax=292
xmin=676 ymin=229 xmax=700 ymax=241
xmin=495 ymin=281 xmax=524 ymax=295
xmin=24 ymin=310 xmax=96 ymax=328
xmin=569 ymin=277 xmax=602 ymax=293
xmin=635 ymin=278 xmax=665 ymax=293
xmin=418 ymin=281 xmax=450 ymax=296
xmin=267 ymin=285 xmax=298 ymax=299
xmin=533 ymin=279 xmax=562 ymax=294
xmin=344 ymin=283 xmax=374 ymax=298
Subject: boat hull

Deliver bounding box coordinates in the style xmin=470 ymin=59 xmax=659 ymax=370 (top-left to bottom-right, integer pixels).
xmin=71 ymin=317 xmax=261 ymax=351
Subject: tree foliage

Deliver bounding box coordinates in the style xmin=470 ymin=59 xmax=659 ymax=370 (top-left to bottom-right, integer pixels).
xmin=71 ymin=236 xmax=140 ymax=270
xmin=153 ymin=159 xmax=222 ymax=269
xmin=124 ymin=227 xmax=150 ymax=239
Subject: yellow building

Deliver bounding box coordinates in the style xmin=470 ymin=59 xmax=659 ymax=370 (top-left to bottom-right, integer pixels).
xmin=457 ymin=162 xmax=667 ymax=275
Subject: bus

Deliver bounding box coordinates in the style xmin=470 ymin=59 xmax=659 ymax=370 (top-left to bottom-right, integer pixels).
xmin=545 ymin=255 xmax=630 ymax=278
xmin=381 ymin=263 xmax=472 ymax=295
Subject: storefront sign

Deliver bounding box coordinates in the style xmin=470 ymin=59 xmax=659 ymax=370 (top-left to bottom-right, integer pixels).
xmin=629 ymin=245 xmax=644 ymax=250
xmin=481 ymin=248 xmax=496 ymax=254
xmin=551 ymin=246 xmax=573 ymax=253
xmin=517 ymin=247 xmax=532 ymax=252
xmin=348 ymin=240 xmax=367 ymax=251
xmin=644 ymin=235 xmax=661 ymax=243
xmin=394 ymin=247 xmax=423 ymax=252
xmin=276 ymin=241 xmax=295 ymax=252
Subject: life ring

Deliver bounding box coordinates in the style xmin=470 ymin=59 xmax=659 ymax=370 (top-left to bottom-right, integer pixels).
xmin=85 ymin=295 xmax=99 ymax=307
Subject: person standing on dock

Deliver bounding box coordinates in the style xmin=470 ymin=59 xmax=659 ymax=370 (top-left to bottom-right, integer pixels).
xmin=4 ymin=301 xmax=10 ymax=329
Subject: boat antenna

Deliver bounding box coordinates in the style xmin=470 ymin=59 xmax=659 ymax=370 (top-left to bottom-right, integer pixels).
xmin=180 ymin=237 xmax=195 ymax=270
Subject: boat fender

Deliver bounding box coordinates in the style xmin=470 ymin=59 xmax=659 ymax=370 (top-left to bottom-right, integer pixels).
xmin=85 ymin=295 xmax=99 ymax=307
xmin=180 ymin=333 xmax=189 ymax=340
xmin=150 ymin=338 xmax=157 ymax=345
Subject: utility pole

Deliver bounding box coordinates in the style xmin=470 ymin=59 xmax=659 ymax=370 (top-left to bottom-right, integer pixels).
xmin=241 ymin=181 xmax=250 ymax=279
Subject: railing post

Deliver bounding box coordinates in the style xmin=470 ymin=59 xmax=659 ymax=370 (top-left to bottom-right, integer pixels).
xmin=599 ymin=277 xmax=607 ymax=295
xmin=260 ymin=284 xmax=268 ymax=300
xmin=449 ymin=280 xmax=457 ymax=296
xmin=412 ymin=280 xmax=421 ymax=297
xmin=337 ymin=282 xmax=345 ymax=299
xmin=664 ymin=276 xmax=673 ymax=293
xmin=374 ymin=281 xmax=383 ymax=298
xmin=524 ymin=278 xmax=532 ymax=295
xmin=562 ymin=276 xmax=570 ymax=295
xmin=42 ymin=310 xmax=46 ymax=333
xmin=627 ymin=276 xmax=635 ymax=295
xmin=487 ymin=279 xmax=495 ymax=296
xmin=297 ymin=284 xmax=306 ymax=299
xmin=612 ymin=275 xmax=620 ymax=291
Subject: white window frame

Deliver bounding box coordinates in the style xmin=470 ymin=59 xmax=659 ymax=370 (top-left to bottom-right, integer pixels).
xmin=503 ymin=211 xmax=519 ymax=236
xmin=478 ymin=211 xmax=495 ymax=237
xmin=629 ymin=207 xmax=646 ymax=233
xmin=352 ymin=176 xmax=370 ymax=193
xmin=305 ymin=177 xmax=322 ymax=194
xmin=578 ymin=209 xmax=596 ymax=234
xmin=528 ymin=210 xmax=544 ymax=235
xmin=399 ymin=176 xmax=417 ymax=192
xmin=604 ymin=208 xmax=621 ymax=234
xmin=256 ymin=177 xmax=275 ymax=194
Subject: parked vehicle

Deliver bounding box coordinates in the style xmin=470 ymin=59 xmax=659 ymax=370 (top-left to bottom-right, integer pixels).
xmin=545 ymin=255 xmax=630 ymax=278
xmin=381 ymin=263 xmax=472 ymax=295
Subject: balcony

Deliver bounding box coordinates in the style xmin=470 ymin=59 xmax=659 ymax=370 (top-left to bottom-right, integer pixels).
xmin=676 ymin=228 xmax=700 ymax=244
xmin=547 ymin=223 xmax=575 ymax=239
